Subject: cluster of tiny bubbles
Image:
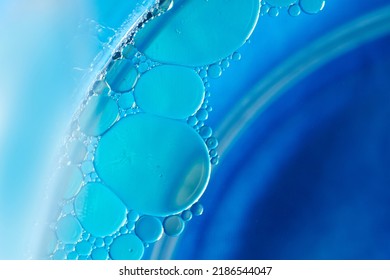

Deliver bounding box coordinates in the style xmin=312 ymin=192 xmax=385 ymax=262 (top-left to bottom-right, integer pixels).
xmin=260 ymin=0 xmax=325 ymax=17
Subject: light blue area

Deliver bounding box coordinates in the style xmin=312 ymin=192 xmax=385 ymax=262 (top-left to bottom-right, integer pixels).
xmin=109 ymin=234 xmax=144 ymax=260
xmin=56 ymin=215 xmax=82 ymax=244
xmin=105 ymin=59 xmax=139 ymax=93
xmin=94 ymin=113 xmax=211 ymax=216
xmin=134 ymin=0 xmax=260 ymax=66
xmin=135 ymin=216 xmax=163 ymax=243
xmin=0 ymin=0 xmax=157 ymax=259
xmin=134 ymin=65 xmax=204 ymax=119
xmin=78 ymin=95 xmax=119 ymax=136
xmin=74 ymin=182 xmax=127 ymax=237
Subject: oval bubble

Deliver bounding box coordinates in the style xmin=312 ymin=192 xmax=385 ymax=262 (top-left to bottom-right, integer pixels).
xmin=134 ymin=0 xmax=260 ymax=66
xmin=94 ymin=113 xmax=211 ymax=216
xmin=135 ymin=65 xmax=204 ymax=119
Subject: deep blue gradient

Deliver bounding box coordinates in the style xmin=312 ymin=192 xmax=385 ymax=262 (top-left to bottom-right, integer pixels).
xmin=175 ymin=30 xmax=390 ymax=259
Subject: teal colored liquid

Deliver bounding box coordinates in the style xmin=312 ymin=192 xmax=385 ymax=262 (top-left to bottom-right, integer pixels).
xmin=47 ymin=0 xmax=325 ymax=260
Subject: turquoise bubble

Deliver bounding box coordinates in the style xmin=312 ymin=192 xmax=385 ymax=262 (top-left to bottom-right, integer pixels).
xmin=268 ymin=7 xmax=280 ymax=17
xmin=66 ymin=140 xmax=87 ymax=164
xmin=55 ymin=165 xmax=83 ymax=200
xmin=105 ymin=59 xmax=139 ymax=93
xmin=74 ymin=182 xmax=127 ymax=237
xmin=288 ymin=4 xmax=301 ymax=16
xmin=266 ymin=0 xmax=297 ymax=7
xmin=191 ymin=203 xmax=204 ymax=216
xmin=94 ymin=113 xmax=211 ymax=216
xmin=135 ymin=216 xmax=163 ymax=243
xmin=95 ymin=238 xmax=104 ymax=248
xmin=199 ymin=126 xmax=212 ymax=139
xmin=118 ymin=92 xmax=134 ymax=109
xmin=75 ymin=240 xmax=92 ymax=256
xmin=134 ymin=0 xmax=260 ymax=66
xmin=206 ymin=137 xmax=219 ymax=149
xmin=299 ymin=0 xmax=325 ymax=14
xmin=127 ymin=210 xmax=140 ymax=222
xmin=207 ymin=64 xmax=222 ymax=79
xmin=181 ymin=210 xmax=192 ymax=222
xmin=196 ymin=109 xmax=208 ymax=121
xmin=104 ymin=236 xmax=113 ymax=246
xmin=163 ymin=215 xmax=185 ymax=237
xmin=91 ymin=248 xmax=109 ymax=260
xmin=56 ymin=215 xmax=82 ymax=244
xmin=78 ymin=95 xmax=119 ymax=136
xmin=134 ymin=65 xmax=204 ymax=119
xmin=109 ymin=234 xmax=144 ymax=260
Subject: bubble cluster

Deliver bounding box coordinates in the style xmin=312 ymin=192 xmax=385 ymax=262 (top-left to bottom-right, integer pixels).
xmin=47 ymin=0 xmax=324 ymax=260
xmin=261 ymin=0 xmax=325 ymax=16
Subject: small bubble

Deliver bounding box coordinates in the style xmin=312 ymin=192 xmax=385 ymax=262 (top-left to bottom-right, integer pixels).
xmin=196 ymin=109 xmax=208 ymax=121
xmin=288 ymin=4 xmax=301 ymax=16
xmin=163 ymin=216 xmax=185 ymax=237
xmin=191 ymin=203 xmax=203 ymax=216
xmin=120 ymin=226 xmax=128 ymax=234
xmin=209 ymin=149 xmax=217 ymax=157
xmin=299 ymin=0 xmax=325 ymax=14
xmin=260 ymin=4 xmax=270 ymax=16
xmin=127 ymin=210 xmax=140 ymax=222
xmin=206 ymin=137 xmax=219 ymax=149
xmin=221 ymin=59 xmax=230 ymax=69
xmin=199 ymin=69 xmax=207 ymax=78
xmin=104 ymin=236 xmax=113 ymax=246
xmin=207 ymin=64 xmax=222 ymax=79
xmin=95 ymin=238 xmax=104 ymax=248
xmin=268 ymin=7 xmax=280 ymax=17
xmin=211 ymin=156 xmax=219 ymax=165
xmin=181 ymin=210 xmax=192 ymax=222
xmin=138 ymin=62 xmax=149 ymax=73
xmin=199 ymin=126 xmax=212 ymax=139
xmin=187 ymin=116 xmax=198 ymax=127
xmin=135 ymin=216 xmax=163 ymax=243
xmin=232 ymin=52 xmax=241 ymax=61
